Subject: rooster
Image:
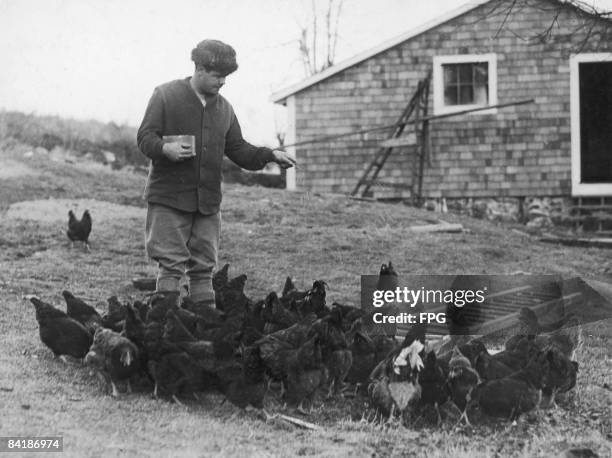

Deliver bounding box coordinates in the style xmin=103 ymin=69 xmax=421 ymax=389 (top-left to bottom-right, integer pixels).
xmin=29 ymin=296 xmax=92 ymax=360
xmin=67 ymin=209 xmax=92 ymax=251
xmin=84 ymin=328 xmax=140 ymax=397
xmin=368 ymin=321 xmax=426 ymax=422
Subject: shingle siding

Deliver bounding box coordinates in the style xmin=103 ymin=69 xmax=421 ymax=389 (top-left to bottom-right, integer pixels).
xmin=291 ymin=0 xmax=612 ymax=197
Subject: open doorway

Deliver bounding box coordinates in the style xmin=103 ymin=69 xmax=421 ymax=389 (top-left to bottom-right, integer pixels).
xmin=571 ymin=54 xmax=612 ymax=196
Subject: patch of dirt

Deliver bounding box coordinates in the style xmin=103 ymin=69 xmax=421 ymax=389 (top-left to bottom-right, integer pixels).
xmin=5 ymin=198 xmax=145 ymax=222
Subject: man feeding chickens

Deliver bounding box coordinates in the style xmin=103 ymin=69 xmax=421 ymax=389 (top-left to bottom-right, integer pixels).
xmin=137 ymin=39 xmax=295 ymax=310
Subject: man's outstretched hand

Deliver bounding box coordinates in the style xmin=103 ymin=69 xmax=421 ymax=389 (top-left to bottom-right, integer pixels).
xmin=271 ymin=150 xmax=297 ymax=169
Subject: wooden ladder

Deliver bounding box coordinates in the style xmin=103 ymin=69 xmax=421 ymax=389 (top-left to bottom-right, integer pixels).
xmin=351 ymin=72 xmax=431 ymax=204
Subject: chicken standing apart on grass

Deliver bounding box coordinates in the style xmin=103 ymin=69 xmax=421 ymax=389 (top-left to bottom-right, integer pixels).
xmin=29 ymin=296 xmax=93 ymax=360
xmin=66 ymin=209 xmax=92 ymax=251
xmin=84 ymin=327 xmax=140 ymax=397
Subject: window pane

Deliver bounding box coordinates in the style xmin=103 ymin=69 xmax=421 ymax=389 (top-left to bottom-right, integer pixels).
xmin=443 ymin=65 xmax=457 ymax=85
xmin=474 ymin=63 xmax=488 ymax=84
xmin=474 ymin=84 xmax=489 ymax=104
xmin=459 ymin=85 xmax=474 ymax=104
xmin=458 ymin=64 xmax=472 ymax=84
xmin=444 ymin=85 xmax=458 ymax=105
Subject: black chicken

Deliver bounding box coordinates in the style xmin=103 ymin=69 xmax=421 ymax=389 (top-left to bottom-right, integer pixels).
xmin=418 ymin=351 xmax=450 ymax=424
xmin=447 ymin=346 xmax=481 ymax=425
xmin=29 ymin=296 xmax=92 ymax=360
xmin=221 ymin=345 xmax=267 ymax=410
xmin=319 ymin=307 xmax=353 ymax=397
xmin=67 ymin=209 xmax=92 ymax=250
xmin=62 ymin=290 xmax=102 ymax=335
xmin=469 ymin=349 xmax=552 ymax=421
xmin=285 ymin=335 xmax=328 ymax=413
xmin=101 ymin=296 xmax=129 ymax=331
xmin=84 ymin=328 xmax=140 ymax=397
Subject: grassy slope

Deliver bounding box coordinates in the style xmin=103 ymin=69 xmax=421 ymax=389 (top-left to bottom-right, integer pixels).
xmin=0 ymin=142 xmax=610 ymax=457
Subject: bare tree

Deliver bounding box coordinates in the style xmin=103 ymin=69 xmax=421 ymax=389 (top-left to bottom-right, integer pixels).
xmin=297 ymin=0 xmax=344 ymax=76
xmin=475 ymin=0 xmax=612 ymax=52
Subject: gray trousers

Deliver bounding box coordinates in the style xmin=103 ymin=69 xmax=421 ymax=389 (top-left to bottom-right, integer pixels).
xmin=145 ymin=203 xmax=220 ymax=304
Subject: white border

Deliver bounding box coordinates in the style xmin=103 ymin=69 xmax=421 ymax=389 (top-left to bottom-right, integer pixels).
xmin=570 ymin=53 xmax=612 ymax=196
xmin=432 ymin=53 xmax=498 ymax=115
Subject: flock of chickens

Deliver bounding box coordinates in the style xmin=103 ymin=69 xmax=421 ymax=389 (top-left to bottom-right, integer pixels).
xmin=28 ymin=261 xmax=582 ymax=426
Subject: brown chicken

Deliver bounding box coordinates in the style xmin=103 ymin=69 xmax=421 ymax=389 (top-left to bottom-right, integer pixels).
xmin=85 ymin=328 xmax=140 ymax=396
xmin=67 ymin=209 xmax=92 ymax=250
xmin=29 ymin=296 xmax=92 ymax=360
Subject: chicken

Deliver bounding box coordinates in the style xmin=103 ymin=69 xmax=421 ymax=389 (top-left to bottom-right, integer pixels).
xmin=533 ymin=315 xmax=583 ymax=361
xmin=373 ymin=262 xmax=400 ymax=339
xmin=29 ymin=296 xmax=92 ymax=360
xmin=539 ymin=345 xmax=579 ymax=407
xmin=447 ymin=346 xmax=481 ymax=424
xmin=418 ymin=350 xmax=450 ymax=424
xmin=212 ymin=263 xmax=230 ymax=293
xmin=261 ymin=291 xmax=300 ymax=333
xmin=285 ymin=336 xmax=328 ymax=412
xmin=255 ymin=314 xmax=318 ymax=394
xmin=346 ymin=330 xmax=376 ymax=389
xmin=473 ymin=348 xmax=515 ymax=381
xmin=84 ymin=328 xmax=140 ymax=397
xmin=280 ymin=276 xmax=310 ymax=303
xmin=62 ymin=290 xmax=102 ymax=335
xmin=319 ymin=307 xmax=353 ymax=396
xmin=147 ymin=351 xmax=204 ymax=403
xmin=367 ymin=322 xmax=426 ymax=421
xmin=469 ymin=348 xmax=553 ymax=421
xmin=293 ymin=280 xmax=328 ymax=318
xmin=181 ymin=297 xmax=226 ymax=330
xmin=146 ymin=291 xmax=180 ymax=323
xmin=101 ymin=295 xmax=128 ymax=331
xmin=67 ymin=209 xmax=92 ymax=250
xmin=505 ymin=307 xmax=572 ymax=352
xmin=216 ymin=274 xmax=249 ymax=314
xmin=163 ymin=311 xmax=197 ymax=343
xmin=221 ymin=345 xmax=267 ymax=409
xmin=330 ymin=301 xmax=365 ymax=332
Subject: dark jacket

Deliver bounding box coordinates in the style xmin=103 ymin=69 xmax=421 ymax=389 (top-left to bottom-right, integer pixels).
xmin=137 ymin=77 xmax=275 ymax=214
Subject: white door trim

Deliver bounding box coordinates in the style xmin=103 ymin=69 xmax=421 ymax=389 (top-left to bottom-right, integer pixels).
xmin=570 ymin=53 xmax=612 ymax=196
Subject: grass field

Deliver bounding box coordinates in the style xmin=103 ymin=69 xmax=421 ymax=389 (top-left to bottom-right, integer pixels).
xmin=0 ymin=141 xmax=610 ymax=457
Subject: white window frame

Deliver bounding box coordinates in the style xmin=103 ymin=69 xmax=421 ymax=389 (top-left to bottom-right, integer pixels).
xmin=433 ymin=54 xmax=498 ymax=115
xmin=570 ymin=53 xmax=612 ymax=196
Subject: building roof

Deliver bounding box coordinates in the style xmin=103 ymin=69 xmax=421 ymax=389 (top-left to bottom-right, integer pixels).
xmin=270 ymin=0 xmax=611 ymax=104
xmin=270 ymin=0 xmax=490 ymax=104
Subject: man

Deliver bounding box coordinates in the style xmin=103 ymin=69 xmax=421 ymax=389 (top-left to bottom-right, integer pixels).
xmin=137 ymin=39 xmax=295 ymax=309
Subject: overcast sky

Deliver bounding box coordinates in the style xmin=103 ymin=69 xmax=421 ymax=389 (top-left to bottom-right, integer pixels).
xmin=1 ymin=0 xmax=611 ymax=145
